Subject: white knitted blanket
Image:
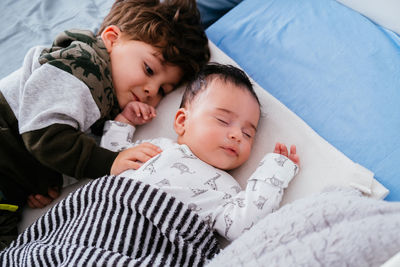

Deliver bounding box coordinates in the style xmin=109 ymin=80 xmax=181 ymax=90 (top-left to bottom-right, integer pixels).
xmin=208 ymin=187 xmax=400 ymax=267
xmin=0 ymin=176 xmax=219 ymax=266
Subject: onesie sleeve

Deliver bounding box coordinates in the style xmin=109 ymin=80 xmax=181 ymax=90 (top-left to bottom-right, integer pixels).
xmin=100 ymin=120 xmax=172 ymax=152
xmin=213 ymin=153 xmax=299 ymax=240
xmin=100 ymin=120 xmax=137 ymax=152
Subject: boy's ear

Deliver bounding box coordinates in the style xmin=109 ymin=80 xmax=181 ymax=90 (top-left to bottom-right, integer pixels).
xmin=101 ymin=25 xmax=122 ymax=53
xmin=174 ymin=108 xmax=187 ymax=136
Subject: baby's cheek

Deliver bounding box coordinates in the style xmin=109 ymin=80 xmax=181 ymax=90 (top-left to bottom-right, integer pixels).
xmin=242 ymin=144 xmax=253 ymax=161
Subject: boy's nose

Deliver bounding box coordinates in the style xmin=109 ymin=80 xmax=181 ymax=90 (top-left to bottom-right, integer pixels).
xmin=143 ymin=85 xmax=162 ymax=107
xmin=144 ymin=87 xmax=155 ymax=96
xmin=143 ymin=84 xmax=158 ymax=98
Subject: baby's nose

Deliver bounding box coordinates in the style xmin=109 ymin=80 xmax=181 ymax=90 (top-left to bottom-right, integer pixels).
xmin=229 ymin=128 xmax=242 ymax=142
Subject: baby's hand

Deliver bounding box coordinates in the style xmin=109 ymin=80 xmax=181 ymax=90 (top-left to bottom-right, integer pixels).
xmin=116 ymin=101 xmax=157 ymax=126
xmin=111 ymin=142 xmax=162 ymax=175
xmin=274 ymin=142 xmax=300 ymax=165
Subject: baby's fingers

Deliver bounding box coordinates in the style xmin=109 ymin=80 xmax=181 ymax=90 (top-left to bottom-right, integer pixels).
xmin=280 ymin=143 xmax=288 ymax=156
xmin=275 ymin=143 xmax=288 ymax=157
xmin=289 ymin=145 xmax=300 ymax=165
xmin=290 ymin=154 xmax=300 ymax=165
xmin=274 ymin=142 xmax=286 ymax=154
xmin=274 ymin=142 xmax=281 ymax=154
xmin=290 ymin=145 xmax=296 ymax=156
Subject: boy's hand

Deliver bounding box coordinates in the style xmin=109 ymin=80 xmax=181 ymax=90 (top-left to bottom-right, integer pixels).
xmin=274 ymin=142 xmax=300 ymax=165
xmin=111 ymin=142 xmax=162 ymax=175
xmin=116 ymin=101 xmax=157 ymax=126
xmin=27 ymin=186 xmax=60 ymax=209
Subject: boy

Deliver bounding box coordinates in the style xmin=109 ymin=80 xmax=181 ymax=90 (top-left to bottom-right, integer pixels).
xmin=0 ymin=0 xmax=209 ymax=248
xmin=101 ymin=63 xmax=300 ymax=240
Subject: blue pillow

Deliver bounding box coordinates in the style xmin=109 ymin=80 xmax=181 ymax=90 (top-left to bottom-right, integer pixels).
xmin=207 ymin=0 xmax=400 ymax=200
xmin=196 ymin=0 xmax=242 ymax=28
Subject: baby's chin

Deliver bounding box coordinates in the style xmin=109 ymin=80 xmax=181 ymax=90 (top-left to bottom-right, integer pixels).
xmin=190 ymin=146 xmax=249 ymax=170
xmin=208 ymin=158 xmax=247 ymax=171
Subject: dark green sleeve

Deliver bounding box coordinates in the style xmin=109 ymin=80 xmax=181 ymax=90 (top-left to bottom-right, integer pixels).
xmin=21 ymin=124 xmax=118 ymax=179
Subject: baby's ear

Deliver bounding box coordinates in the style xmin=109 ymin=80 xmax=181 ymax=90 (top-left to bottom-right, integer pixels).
xmin=174 ymin=108 xmax=187 ymax=136
xmin=101 ymin=25 xmax=122 ymax=53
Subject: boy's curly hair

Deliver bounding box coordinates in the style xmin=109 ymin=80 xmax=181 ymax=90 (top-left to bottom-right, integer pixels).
xmin=98 ymin=0 xmax=210 ymax=83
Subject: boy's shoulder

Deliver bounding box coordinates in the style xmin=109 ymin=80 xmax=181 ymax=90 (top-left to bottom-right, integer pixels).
xmin=19 ymin=45 xmax=48 ymax=71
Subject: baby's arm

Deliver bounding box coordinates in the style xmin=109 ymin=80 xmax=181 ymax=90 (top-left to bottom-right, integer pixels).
xmin=213 ymin=146 xmax=299 ymax=240
xmin=100 ymin=120 xmax=162 ymax=175
xmin=101 ymin=120 xmax=138 ymax=152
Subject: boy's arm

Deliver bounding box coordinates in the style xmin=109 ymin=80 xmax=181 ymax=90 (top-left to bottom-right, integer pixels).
xmin=15 ymin=62 xmax=119 ymax=179
xmin=22 ymin=124 xmax=119 ymax=179
xmin=213 ymin=153 xmax=299 ymax=241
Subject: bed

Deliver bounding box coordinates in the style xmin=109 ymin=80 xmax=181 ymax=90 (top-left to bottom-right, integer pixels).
xmin=1 ymin=0 xmax=400 ymax=265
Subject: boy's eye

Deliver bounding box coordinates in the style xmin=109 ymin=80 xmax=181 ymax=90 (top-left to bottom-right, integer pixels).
xmin=158 ymin=86 xmax=166 ymax=97
xmin=145 ymin=64 xmax=154 ymax=75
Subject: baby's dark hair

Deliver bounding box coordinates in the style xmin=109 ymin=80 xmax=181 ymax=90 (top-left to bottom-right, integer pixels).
xmin=98 ymin=0 xmax=210 ymax=82
xmin=180 ymin=63 xmax=260 ymax=108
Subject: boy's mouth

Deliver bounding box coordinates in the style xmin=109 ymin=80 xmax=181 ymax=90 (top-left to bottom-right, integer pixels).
xmin=131 ymin=92 xmax=140 ymax=102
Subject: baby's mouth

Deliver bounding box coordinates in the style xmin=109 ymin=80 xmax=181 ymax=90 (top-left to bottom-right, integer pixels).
xmin=221 ymin=146 xmax=238 ymax=157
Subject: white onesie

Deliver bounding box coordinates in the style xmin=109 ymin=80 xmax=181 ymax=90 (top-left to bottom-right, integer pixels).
xmin=101 ymin=121 xmax=298 ymax=241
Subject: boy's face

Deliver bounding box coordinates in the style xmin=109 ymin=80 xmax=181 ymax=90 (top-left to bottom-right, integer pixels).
xmin=175 ymin=79 xmax=260 ymax=170
xmin=103 ymin=26 xmax=183 ymax=109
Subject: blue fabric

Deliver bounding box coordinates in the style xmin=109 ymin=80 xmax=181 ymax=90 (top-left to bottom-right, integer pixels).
xmin=207 ymin=0 xmax=400 ymax=200
xmin=0 ymin=0 xmax=113 ymax=79
xmin=196 ymin=0 xmax=243 ymax=28
xmin=0 ymin=0 xmax=235 ymax=79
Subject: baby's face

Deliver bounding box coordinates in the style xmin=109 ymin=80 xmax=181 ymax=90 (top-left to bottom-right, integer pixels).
xmin=177 ymin=79 xmax=260 ymax=170
xmin=108 ymin=37 xmax=183 ymax=109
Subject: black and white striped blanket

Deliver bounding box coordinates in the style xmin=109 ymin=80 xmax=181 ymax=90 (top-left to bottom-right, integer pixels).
xmin=0 ymin=176 xmax=220 ymax=266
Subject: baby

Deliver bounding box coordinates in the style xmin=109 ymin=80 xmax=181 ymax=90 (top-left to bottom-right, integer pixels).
xmin=101 ymin=63 xmax=299 ymax=240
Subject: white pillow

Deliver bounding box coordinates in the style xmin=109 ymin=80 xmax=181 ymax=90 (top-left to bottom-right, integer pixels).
xmin=133 ymin=41 xmax=388 ymax=205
